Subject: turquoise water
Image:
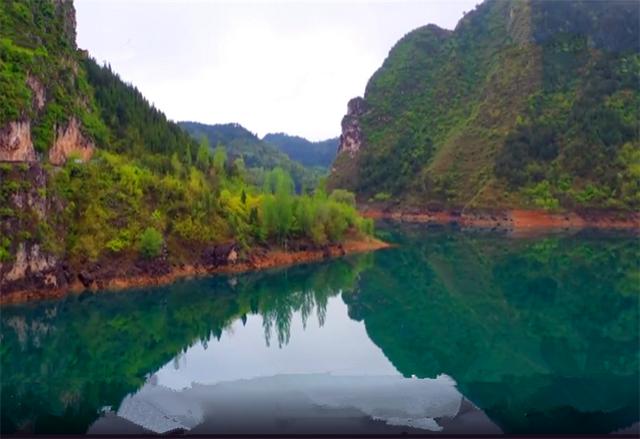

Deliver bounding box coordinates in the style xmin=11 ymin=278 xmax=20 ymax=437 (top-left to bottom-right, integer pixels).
xmin=1 ymin=224 xmax=639 ymax=434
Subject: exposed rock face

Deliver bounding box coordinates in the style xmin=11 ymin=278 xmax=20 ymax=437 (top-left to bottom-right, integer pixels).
xmin=337 ymin=97 xmax=367 ymax=158
xmin=48 ymin=117 xmax=95 ymax=165
xmin=3 ymin=244 xmax=58 ymax=283
xmin=26 ymin=75 xmax=46 ymax=110
xmin=203 ymin=242 xmax=239 ymax=266
xmin=0 ymin=164 xmax=67 ymax=295
xmin=0 ymin=121 xmax=36 ymax=162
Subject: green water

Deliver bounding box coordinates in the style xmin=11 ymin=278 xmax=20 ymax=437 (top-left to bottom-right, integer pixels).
xmin=1 ymin=224 xmax=638 ymax=434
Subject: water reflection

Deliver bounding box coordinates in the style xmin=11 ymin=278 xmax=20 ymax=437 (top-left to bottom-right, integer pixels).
xmin=1 ymin=225 xmax=638 ymax=434
xmin=345 ymin=225 xmax=640 ymax=434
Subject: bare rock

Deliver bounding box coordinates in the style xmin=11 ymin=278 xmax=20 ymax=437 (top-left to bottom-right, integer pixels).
xmin=337 ymin=97 xmax=367 ymax=158
xmin=78 ymin=270 xmax=94 ymax=288
xmin=0 ymin=121 xmax=36 ymax=162
xmin=26 ymin=75 xmax=46 ymax=110
xmin=48 ymin=117 xmax=95 ymax=166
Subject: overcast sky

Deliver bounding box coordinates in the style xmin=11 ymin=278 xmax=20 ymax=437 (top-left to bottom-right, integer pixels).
xmin=76 ymin=1 xmax=477 ymax=141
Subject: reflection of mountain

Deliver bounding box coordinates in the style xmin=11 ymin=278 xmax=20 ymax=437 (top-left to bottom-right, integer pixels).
xmin=89 ymin=374 xmax=501 ymax=435
xmin=2 ymin=226 xmax=638 ymax=435
xmin=343 ymin=226 xmax=640 ymax=434
xmin=0 ymin=257 xmax=369 ymax=434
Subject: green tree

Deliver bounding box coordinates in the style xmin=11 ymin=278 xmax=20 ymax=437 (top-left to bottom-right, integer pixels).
xmin=213 ymin=144 xmax=227 ymax=177
xmin=139 ymin=227 xmax=164 ymax=259
xmin=196 ymin=137 xmax=211 ymax=171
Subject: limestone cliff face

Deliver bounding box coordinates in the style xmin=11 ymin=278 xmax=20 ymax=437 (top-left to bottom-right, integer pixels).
xmin=337 ymin=97 xmax=367 ymax=158
xmin=0 ymin=0 xmax=97 ymax=166
xmin=48 ymin=117 xmax=95 ymax=165
xmin=0 ymin=164 xmax=68 ymax=295
xmin=0 ymin=121 xmax=37 ymax=162
xmin=26 ymin=75 xmax=46 ymax=110
xmin=326 ymin=97 xmax=367 ymax=191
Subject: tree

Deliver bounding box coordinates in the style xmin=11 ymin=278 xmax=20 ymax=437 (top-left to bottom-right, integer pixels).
xmin=213 ymin=144 xmax=227 ymax=177
xmin=196 ymin=137 xmax=211 ymax=171
xmin=139 ymin=227 xmax=164 ymax=259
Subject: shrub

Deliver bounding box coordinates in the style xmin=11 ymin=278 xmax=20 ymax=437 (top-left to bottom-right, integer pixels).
xmin=329 ymin=189 xmax=356 ymax=207
xmin=139 ymin=227 xmax=163 ymax=259
xmin=372 ymin=192 xmax=392 ymax=202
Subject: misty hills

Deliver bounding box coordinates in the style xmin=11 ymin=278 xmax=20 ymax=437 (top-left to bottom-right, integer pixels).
xmin=263 ymin=133 xmax=338 ymax=169
xmin=178 ymin=121 xmax=335 ymax=191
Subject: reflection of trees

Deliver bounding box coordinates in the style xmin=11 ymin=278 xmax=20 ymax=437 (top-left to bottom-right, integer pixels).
xmin=0 ymin=254 xmax=371 ymax=434
xmin=254 ymin=257 xmax=371 ymax=347
xmin=345 ymin=225 xmax=640 ymax=434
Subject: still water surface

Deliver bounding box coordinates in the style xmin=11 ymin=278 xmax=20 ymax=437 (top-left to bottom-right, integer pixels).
xmin=1 ymin=224 xmax=638 ymax=434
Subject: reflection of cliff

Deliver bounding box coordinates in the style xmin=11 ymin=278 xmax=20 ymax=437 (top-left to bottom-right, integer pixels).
xmin=344 ymin=226 xmax=640 ymax=434
xmin=89 ymin=374 xmax=501 ymax=435
xmin=0 ymin=256 xmax=369 ymax=434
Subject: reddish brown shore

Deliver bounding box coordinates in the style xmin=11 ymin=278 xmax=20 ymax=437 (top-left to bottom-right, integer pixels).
xmin=361 ymin=207 xmax=640 ymax=231
xmin=0 ymin=237 xmax=389 ymax=306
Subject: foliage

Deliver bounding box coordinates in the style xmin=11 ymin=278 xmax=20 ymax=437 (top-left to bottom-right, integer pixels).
xmin=0 ymin=1 xmax=375 ymax=271
xmin=263 ymin=132 xmax=338 ymax=168
xmin=329 ymin=0 xmax=639 ymax=210
xmin=180 ymin=121 xmax=326 ymax=192
xmin=138 ymin=227 xmax=163 ymax=259
xmin=0 ymin=0 xmax=108 ymax=152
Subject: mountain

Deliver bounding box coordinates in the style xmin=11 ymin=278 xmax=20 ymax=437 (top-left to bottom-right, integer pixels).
xmin=263 ymin=133 xmax=338 ymax=168
xmin=179 ymin=121 xmax=325 ymax=191
xmin=0 ymin=0 xmax=372 ymax=298
xmin=328 ymin=0 xmax=640 ymax=211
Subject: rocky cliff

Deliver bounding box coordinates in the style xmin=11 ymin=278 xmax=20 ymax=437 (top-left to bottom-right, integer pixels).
xmin=0 ymin=164 xmax=69 ymax=295
xmin=328 ymin=0 xmax=640 ymax=211
xmin=328 ymin=98 xmax=369 ymax=191
xmin=0 ymin=0 xmax=103 ymax=166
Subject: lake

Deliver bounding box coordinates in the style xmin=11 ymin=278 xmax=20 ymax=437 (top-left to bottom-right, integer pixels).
xmin=1 ymin=224 xmax=638 ymax=434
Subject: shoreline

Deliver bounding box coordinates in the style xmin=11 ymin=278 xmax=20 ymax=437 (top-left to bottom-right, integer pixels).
xmin=0 ymin=237 xmax=389 ymax=306
xmin=361 ymin=207 xmax=640 ymax=231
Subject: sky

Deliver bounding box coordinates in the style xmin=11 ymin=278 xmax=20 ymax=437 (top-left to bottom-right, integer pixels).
xmin=76 ymin=0 xmax=478 ymax=141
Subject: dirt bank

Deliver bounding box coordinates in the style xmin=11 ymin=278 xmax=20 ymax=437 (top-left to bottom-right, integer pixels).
xmin=0 ymin=237 xmax=389 ymax=306
xmin=361 ymin=207 xmax=640 ymax=231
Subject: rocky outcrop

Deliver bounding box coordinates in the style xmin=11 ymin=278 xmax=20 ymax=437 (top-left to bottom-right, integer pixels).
xmin=0 ymin=243 xmax=67 ymax=295
xmin=337 ymin=97 xmax=367 ymax=158
xmin=0 ymin=163 xmax=68 ymax=296
xmin=26 ymin=75 xmax=46 ymax=110
xmin=0 ymin=121 xmax=37 ymax=162
xmin=202 ymin=242 xmax=239 ymax=266
xmin=48 ymin=117 xmax=95 ymax=165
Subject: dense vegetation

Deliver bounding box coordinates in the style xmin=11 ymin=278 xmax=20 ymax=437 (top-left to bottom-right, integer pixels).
xmin=0 ymin=0 xmax=373 ymax=274
xmin=179 ymin=121 xmax=325 ymax=192
xmin=263 ymin=132 xmax=338 ymax=168
xmin=0 ymin=0 xmax=107 ymax=153
xmin=329 ymin=0 xmax=640 ymax=211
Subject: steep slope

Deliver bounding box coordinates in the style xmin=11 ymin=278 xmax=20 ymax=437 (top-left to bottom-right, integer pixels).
xmin=263 ymin=133 xmax=338 ymax=168
xmin=0 ymin=0 xmax=373 ymax=299
xmin=329 ymin=0 xmax=640 ymax=211
xmin=0 ymin=0 xmax=107 ymax=163
xmin=179 ymin=121 xmax=325 ymax=191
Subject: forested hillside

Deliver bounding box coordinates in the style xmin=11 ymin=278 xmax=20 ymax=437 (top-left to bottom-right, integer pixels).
xmin=329 ymin=0 xmax=640 ymax=211
xmin=0 ymin=0 xmax=372 ymax=296
xmin=179 ymin=121 xmax=325 ymax=192
xmin=263 ymin=133 xmax=338 ymax=168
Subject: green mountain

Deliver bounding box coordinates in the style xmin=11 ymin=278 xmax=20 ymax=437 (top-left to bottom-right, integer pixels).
xmin=263 ymin=133 xmax=338 ymax=168
xmin=328 ymin=0 xmax=640 ymax=211
xmin=0 ymin=0 xmax=371 ymax=297
xmin=179 ymin=121 xmax=325 ymax=192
